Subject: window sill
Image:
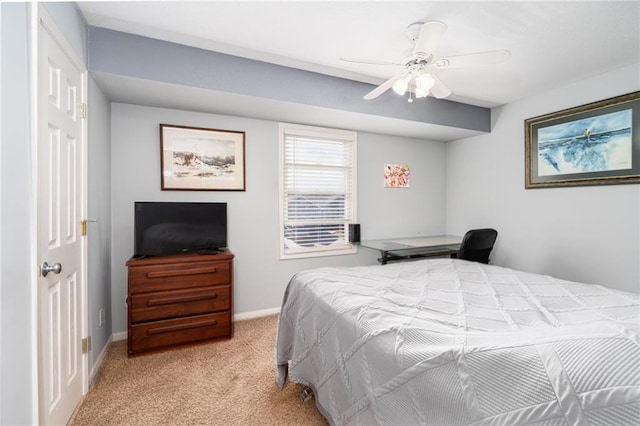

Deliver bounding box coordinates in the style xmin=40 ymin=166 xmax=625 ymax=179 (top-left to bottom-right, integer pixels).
xmin=280 ymin=246 xmax=357 ymax=260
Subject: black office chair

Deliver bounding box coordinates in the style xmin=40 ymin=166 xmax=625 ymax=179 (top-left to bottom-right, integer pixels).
xmin=453 ymin=228 xmax=498 ymax=264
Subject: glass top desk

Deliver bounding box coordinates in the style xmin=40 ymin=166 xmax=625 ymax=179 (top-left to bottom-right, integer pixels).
xmin=359 ymin=235 xmax=462 ymax=265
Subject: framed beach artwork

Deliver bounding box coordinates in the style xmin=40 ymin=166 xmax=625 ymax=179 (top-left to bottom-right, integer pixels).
xmin=384 ymin=163 xmax=410 ymax=188
xmin=525 ymin=91 xmax=640 ymax=188
xmin=160 ymin=124 xmax=246 ymax=191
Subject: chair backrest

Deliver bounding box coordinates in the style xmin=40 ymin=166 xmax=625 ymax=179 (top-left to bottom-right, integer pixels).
xmin=457 ymin=228 xmax=498 ymax=264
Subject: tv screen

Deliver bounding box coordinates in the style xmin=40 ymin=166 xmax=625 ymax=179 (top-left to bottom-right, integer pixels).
xmin=134 ymin=202 xmax=227 ymax=257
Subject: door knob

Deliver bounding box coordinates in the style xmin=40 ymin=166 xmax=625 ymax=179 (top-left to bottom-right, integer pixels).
xmin=41 ymin=261 xmax=62 ymax=277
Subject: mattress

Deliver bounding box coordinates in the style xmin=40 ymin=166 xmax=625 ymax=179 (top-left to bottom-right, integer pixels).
xmin=274 ymin=259 xmax=640 ymax=425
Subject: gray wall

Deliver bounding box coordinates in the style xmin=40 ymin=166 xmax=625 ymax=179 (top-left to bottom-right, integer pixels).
xmin=358 ymin=133 xmax=446 ymax=240
xmin=446 ymin=64 xmax=640 ymax=293
xmin=87 ymin=76 xmax=112 ymax=369
xmin=42 ymin=2 xmax=87 ymax=64
xmin=110 ymin=103 xmax=447 ymax=333
xmin=1 ymin=4 xmax=34 ymax=424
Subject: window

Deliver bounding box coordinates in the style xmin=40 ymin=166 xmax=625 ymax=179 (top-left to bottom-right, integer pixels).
xmin=279 ymin=123 xmax=357 ymax=259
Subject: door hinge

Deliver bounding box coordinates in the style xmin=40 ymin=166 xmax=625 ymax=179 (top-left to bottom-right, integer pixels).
xmin=81 ymin=337 xmax=91 ymax=354
xmin=80 ymin=102 xmax=87 ymax=119
xmin=80 ymin=219 xmax=97 ymax=236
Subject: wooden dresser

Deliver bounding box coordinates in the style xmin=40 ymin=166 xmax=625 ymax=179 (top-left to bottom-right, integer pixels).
xmin=126 ymin=251 xmax=234 ymax=356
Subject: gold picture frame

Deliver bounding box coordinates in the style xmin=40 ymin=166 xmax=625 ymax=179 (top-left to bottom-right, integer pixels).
xmin=525 ymin=91 xmax=640 ymax=188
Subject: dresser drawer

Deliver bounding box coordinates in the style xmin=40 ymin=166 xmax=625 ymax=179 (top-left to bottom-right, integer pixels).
xmin=129 ymin=312 xmax=230 ymax=354
xmin=130 ymin=285 xmax=230 ymax=323
xmin=129 ymin=260 xmax=230 ymax=293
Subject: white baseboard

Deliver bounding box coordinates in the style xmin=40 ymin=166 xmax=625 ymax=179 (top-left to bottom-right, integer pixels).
xmin=89 ymin=335 xmax=112 ymax=386
xmin=234 ymin=307 xmax=280 ymax=321
xmin=112 ymin=331 xmax=127 ymax=342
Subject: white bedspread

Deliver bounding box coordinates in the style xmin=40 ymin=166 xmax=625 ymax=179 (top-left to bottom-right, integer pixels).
xmin=274 ymin=259 xmax=640 ymax=425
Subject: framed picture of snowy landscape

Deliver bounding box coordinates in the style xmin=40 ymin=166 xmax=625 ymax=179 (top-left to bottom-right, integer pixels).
xmin=160 ymin=124 xmax=245 ymax=191
xmin=525 ymin=91 xmax=640 ymax=188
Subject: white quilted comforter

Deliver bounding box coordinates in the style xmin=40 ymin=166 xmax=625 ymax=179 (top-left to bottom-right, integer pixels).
xmin=274 ymin=259 xmax=640 ymax=425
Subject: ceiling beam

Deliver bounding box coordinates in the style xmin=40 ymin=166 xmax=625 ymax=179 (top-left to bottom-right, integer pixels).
xmin=88 ymin=26 xmax=491 ymax=134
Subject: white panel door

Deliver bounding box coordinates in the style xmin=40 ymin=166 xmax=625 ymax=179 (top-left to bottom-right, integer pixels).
xmin=37 ymin=17 xmax=86 ymax=426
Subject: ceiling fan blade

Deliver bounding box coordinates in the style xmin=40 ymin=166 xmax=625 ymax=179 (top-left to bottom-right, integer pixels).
xmin=429 ymin=74 xmax=452 ymax=99
xmin=363 ymin=73 xmax=407 ymax=100
xmin=340 ymin=57 xmax=400 ymax=66
xmin=413 ymin=21 xmax=447 ymax=59
xmin=433 ymin=50 xmax=511 ymax=69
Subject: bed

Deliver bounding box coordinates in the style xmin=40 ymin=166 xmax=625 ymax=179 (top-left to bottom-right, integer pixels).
xmin=274 ymin=258 xmax=640 ymax=425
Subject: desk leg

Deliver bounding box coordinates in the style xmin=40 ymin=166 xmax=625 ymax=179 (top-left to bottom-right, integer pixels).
xmin=378 ymin=251 xmax=389 ymax=265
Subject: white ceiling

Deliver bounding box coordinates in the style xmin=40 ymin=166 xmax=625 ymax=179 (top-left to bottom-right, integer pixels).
xmin=78 ymin=1 xmax=639 ymax=109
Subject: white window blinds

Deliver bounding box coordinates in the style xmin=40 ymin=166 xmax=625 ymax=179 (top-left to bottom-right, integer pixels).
xmin=279 ymin=123 xmax=357 ymax=258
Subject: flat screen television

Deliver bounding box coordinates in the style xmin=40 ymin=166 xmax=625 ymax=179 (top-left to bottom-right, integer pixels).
xmin=134 ymin=201 xmax=227 ymax=258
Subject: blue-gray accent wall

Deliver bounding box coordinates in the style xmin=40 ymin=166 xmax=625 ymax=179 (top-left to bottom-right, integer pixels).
xmin=87 ymin=26 xmax=491 ymax=133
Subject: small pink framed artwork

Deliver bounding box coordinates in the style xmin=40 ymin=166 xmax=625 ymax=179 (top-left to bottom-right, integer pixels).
xmin=384 ymin=164 xmax=410 ymax=188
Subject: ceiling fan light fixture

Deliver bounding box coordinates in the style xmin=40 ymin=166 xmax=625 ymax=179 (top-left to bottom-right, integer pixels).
xmin=414 ymin=87 xmax=429 ymax=98
xmin=392 ymin=74 xmax=411 ymax=95
xmin=415 ymin=72 xmax=436 ymax=90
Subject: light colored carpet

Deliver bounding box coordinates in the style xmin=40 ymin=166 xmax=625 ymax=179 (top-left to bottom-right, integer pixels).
xmin=69 ymin=315 xmax=327 ymax=425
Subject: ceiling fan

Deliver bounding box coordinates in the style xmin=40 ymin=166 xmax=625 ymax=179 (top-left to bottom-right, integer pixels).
xmin=341 ymin=21 xmax=510 ymax=102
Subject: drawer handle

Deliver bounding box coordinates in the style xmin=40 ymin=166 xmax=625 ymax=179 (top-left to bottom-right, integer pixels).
xmin=147 ymin=293 xmax=218 ymax=307
xmin=146 ymin=266 xmax=217 ymax=279
xmin=147 ymin=319 xmax=218 ymax=335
